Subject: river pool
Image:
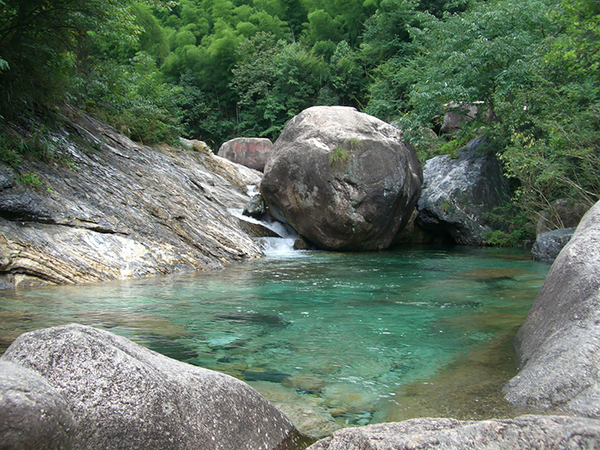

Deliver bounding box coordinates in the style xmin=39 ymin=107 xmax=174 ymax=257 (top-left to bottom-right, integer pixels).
xmin=0 ymin=243 xmax=549 ymax=439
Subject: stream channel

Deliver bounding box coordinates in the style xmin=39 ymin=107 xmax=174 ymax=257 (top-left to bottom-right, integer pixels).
xmin=0 ymin=231 xmax=550 ymax=440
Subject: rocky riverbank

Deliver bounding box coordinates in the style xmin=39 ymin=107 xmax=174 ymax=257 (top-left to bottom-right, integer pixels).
xmin=0 ymin=106 xmax=262 ymax=289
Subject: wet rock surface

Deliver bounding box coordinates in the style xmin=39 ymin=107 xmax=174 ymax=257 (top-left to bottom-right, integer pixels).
xmin=307 ymin=415 xmax=600 ymax=450
xmin=504 ymin=200 xmax=600 ymax=417
xmin=260 ymin=106 xmax=422 ymax=251
xmin=418 ymin=135 xmax=510 ymax=245
xmin=0 ymin=107 xmax=262 ymax=289
xmin=0 ymin=324 xmax=297 ymax=450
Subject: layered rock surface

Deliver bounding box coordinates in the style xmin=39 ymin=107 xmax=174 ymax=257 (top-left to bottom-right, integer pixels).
xmin=418 ymin=135 xmax=509 ymax=245
xmin=0 ymin=107 xmax=262 ymax=289
xmin=504 ymin=200 xmax=600 ymax=417
xmin=260 ymin=106 xmax=422 ymax=251
xmin=0 ymin=324 xmax=297 ymax=450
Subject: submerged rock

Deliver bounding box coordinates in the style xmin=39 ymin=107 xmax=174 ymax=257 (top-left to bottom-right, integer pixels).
xmin=307 ymin=415 xmax=600 ymax=449
xmin=504 ymin=200 xmax=600 ymax=417
xmin=531 ymin=227 xmax=576 ymax=263
xmin=0 ymin=324 xmax=297 ymax=450
xmin=260 ymin=106 xmax=422 ymax=251
xmin=0 ymin=361 xmax=74 ymax=449
xmin=418 ymin=135 xmax=510 ymax=245
xmin=0 ymin=107 xmax=263 ymax=289
xmin=218 ymin=137 xmax=273 ymax=172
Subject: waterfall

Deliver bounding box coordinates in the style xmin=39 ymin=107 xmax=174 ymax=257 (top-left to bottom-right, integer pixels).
xmin=231 ymin=208 xmax=304 ymax=258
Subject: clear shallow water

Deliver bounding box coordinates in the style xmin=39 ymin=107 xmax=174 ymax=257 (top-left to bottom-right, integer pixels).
xmin=0 ymin=245 xmax=549 ymax=439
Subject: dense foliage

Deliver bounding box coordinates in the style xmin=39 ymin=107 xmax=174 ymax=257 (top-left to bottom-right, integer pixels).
xmin=1 ymin=0 xmax=598 ymax=242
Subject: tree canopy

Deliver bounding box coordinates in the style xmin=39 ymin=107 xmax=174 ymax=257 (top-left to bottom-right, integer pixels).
xmin=1 ymin=0 xmax=598 ymax=243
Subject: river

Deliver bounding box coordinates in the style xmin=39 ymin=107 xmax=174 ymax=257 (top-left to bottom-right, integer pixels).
xmin=0 ymin=240 xmax=549 ymax=439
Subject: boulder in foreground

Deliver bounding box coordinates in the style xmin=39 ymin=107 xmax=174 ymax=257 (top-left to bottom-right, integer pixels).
xmin=260 ymin=106 xmax=422 ymax=251
xmin=307 ymin=415 xmax=600 ymax=449
xmin=504 ymin=200 xmax=600 ymax=417
xmin=0 ymin=360 xmax=74 ymax=449
xmin=0 ymin=324 xmax=297 ymax=450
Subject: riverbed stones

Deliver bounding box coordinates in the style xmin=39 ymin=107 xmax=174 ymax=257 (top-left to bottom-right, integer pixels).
xmin=418 ymin=135 xmax=510 ymax=245
xmin=0 ymin=106 xmax=263 ymax=289
xmin=306 ymin=415 xmax=600 ymax=450
xmin=260 ymin=106 xmax=422 ymax=251
xmin=0 ymin=324 xmax=297 ymax=450
xmin=504 ymin=200 xmax=600 ymax=417
xmin=218 ymin=137 xmax=273 ymax=171
xmin=0 ymin=361 xmax=75 ymax=449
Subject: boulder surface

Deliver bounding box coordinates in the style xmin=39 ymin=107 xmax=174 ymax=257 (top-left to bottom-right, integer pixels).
xmin=218 ymin=137 xmax=272 ymax=171
xmin=260 ymin=106 xmax=422 ymax=251
xmin=0 ymin=360 xmax=74 ymax=449
xmin=307 ymin=415 xmax=600 ymax=450
xmin=504 ymin=200 xmax=600 ymax=417
xmin=0 ymin=107 xmax=262 ymax=289
xmin=0 ymin=324 xmax=297 ymax=450
xmin=531 ymin=227 xmax=576 ymax=263
xmin=418 ymin=135 xmax=509 ymax=245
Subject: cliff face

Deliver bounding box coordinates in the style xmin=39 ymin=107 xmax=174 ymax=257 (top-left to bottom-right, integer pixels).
xmin=0 ymin=106 xmax=262 ymax=289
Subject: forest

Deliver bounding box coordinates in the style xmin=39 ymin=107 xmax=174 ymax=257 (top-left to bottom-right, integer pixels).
xmin=0 ymin=0 xmax=598 ymax=244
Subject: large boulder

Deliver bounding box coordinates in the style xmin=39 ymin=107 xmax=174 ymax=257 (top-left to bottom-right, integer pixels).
xmin=417 ymin=135 xmax=510 ymax=245
xmin=307 ymin=415 xmax=600 ymax=450
xmin=531 ymin=227 xmax=576 ymax=263
xmin=504 ymin=200 xmax=600 ymax=417
xmin=218 ymin=137 xmax=273 ymax=172
xmin=0 ymin=361 xmax=75 ymax=449
xmin=0 ymin=324 xmax=297 ymax=450
xmin=260 ymin=106 xmax=422 ymax=251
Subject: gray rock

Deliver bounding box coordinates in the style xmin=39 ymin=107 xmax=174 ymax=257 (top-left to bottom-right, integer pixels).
xmin=0 ymin=360 xmax=74 ymax=450
xmin=307 ymin=415 xmax=600 ymax=450
xmin=531 ymin=227 xmax=576 ymax=263
xmin=260 ymin=106 xmax=422 ymax=251
xmin=0 ymin=324 xmax=297 ymax=450
xmin=0 ymin=164 xmax=15 ymax=190
xmin=418 ymin=135 xmax=510 ymax=245
xmin=439 ymin=103 xmax=479 ymax=134
xmin=243 ymin=194 xmax=267 ymax=219
xmin=0 ymin=107 xmax=263 ymax=289
xmin=218 ymin=137 xmax=273 ymax=172
xmin=504 ymin=200 xmax=600 ymax=417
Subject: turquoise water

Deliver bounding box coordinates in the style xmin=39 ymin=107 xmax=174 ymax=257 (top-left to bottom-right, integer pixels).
xmin=0 ymin=246 xmax=549 ymax=438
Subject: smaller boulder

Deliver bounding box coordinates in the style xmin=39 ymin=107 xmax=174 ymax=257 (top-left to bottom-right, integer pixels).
xmin=0 ymin=361 xmax=74 ymax=449
xmin=531 ymin=228 xmax=576 ymax=263
xmin=218 ymin=137 xmax=273 ymax=172
xmin=439 ymin=102 xmax=479 ymax=134
xmin=243 ymin=194 xmax=267 ymax=219
xmin=417 ymin=135 xmax=509 ymax=245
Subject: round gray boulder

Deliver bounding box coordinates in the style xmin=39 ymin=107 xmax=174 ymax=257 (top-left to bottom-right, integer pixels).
xmin=0 ymin=360 xmax=74 ymax=449
xmin=0 ymin=324 xmax=296 ymax=450
xmin=260 ymin=106 xmax=422 ymax=251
